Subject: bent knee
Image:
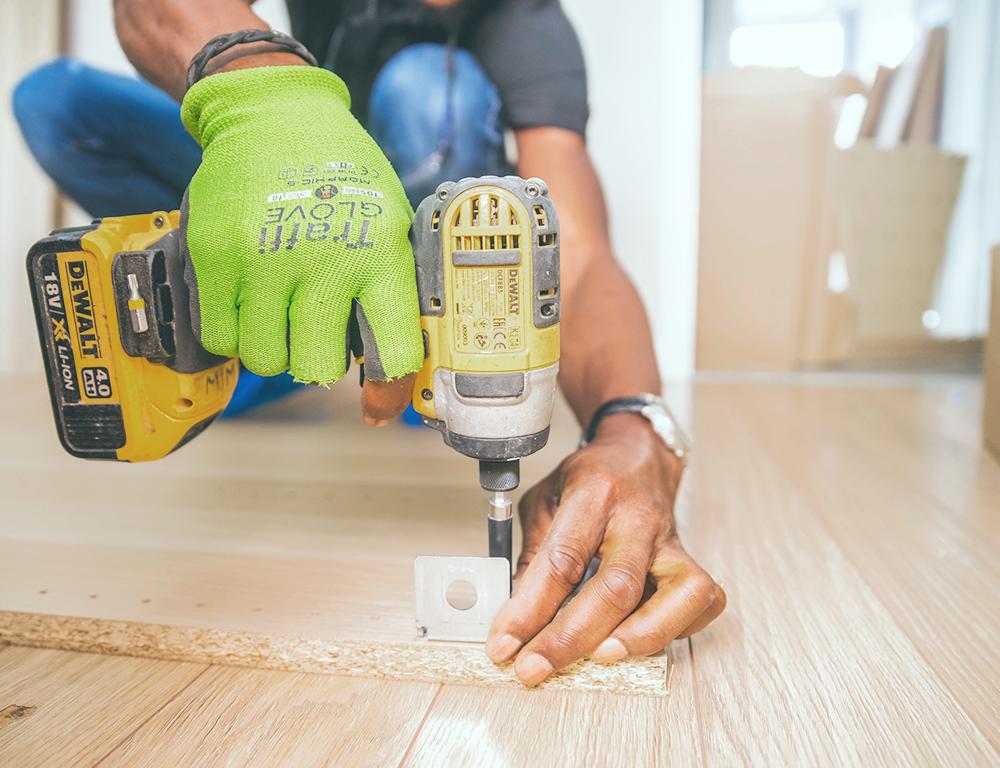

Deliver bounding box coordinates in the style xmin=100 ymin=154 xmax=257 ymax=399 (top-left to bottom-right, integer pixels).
xmin=12 ymin=58 xmax=94 ymax=169
xmin=12 ymin=58 xmax=84 ymax=128
xmin=370 ymin=44 xmax=499 ymax=136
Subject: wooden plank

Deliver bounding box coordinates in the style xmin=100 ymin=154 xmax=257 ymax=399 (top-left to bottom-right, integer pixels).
xmin=681 ymin=380 xmax=997 ymax=765
xmin=0 ymin=378 xmax=661 ymax=693
xmin=404 ymin=641 xmax=699 ymax=766
xmin=876 ymin=31 xmax=928 ymax=147
xmin=0 ymin=645 xmax=205 ymax=767
xmin=100 ymin=666 xmax=438 ymax=767
xmin=904 ymin=27 xmax=948 ymax=144
xmin=859 ymin=65 xmax=894 ymax=139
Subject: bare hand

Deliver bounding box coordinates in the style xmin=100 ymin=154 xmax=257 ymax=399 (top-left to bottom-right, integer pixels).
xmin=485 ymin=413 xmax=726 ymax=685
xmin=361 ymin=374 xmax=415 ymax=426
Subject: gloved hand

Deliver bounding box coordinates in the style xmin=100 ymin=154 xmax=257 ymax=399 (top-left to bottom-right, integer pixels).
xmin=180 ymin=65 xmax=423 ymax=394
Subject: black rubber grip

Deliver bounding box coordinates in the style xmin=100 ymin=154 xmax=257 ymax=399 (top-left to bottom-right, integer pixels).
xmin=488 ymin=516 xmax=513 ymax=589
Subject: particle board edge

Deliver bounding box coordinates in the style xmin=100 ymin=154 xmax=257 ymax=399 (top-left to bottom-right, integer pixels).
xmin=0 ymin=610 xmax=671 ymax=697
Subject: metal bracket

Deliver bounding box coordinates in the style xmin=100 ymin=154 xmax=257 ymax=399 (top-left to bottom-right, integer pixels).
xmin=414 ymin=556 xmax=510 ymax=642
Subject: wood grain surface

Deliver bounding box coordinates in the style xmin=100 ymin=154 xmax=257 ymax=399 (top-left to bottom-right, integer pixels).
xmin=0 ymin=374 xmax=998 ymax=765
xmin=681 ymin=379 xmax=996 ymax=765
xmin=402 ymin=640 xmax=699 ymax=767
xmin=0 ymin=646 xmax=206 ymax=767
xmin=101 ymin=667 xmax=437 ymax=768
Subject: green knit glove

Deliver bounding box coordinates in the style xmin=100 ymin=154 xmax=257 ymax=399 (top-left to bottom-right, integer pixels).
xmin=180 ymin=66 xmax=422 ymax=384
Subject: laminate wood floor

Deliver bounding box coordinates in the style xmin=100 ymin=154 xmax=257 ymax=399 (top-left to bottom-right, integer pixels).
xmin=0 ymin=373 xmax=996 ymax=766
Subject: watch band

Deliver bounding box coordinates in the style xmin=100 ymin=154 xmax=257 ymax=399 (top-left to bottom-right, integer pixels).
xmin=186 ymin=29 xmax=318 ymax=91
xmin=582 ymin=394 xmax=691 ymax=465
xmin=583 ymin=396 xmax=651 ymax=445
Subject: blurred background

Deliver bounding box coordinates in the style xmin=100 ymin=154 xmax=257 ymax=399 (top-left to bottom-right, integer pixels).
xmin=2 ymin=0 xmax=998 ymax=388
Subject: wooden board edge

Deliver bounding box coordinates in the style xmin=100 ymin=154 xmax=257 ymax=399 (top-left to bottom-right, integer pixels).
xmin=0 ymin=611 xmax=670 ymax=697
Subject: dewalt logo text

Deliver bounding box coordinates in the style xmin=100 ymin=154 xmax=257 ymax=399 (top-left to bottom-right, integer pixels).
xmin=66 ymin=260 xmax=101 ymax=358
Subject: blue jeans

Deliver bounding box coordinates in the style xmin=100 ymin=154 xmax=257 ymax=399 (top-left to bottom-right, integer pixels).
xmin=12 ymin=45 xmax=508 ymax=415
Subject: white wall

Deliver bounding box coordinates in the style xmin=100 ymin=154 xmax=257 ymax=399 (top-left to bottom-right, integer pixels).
xmin=562 ymin=0 xmax=703 ymax=381
xmin=67 ymin=0 xmax=290 ymax=71
xmin=938 ymin=0 xmax=1000 ymax=337
xmin=0 ymin=2 xmax=61 ymax=376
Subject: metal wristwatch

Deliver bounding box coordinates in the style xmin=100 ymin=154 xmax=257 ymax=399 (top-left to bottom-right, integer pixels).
xmin=581 ymin=393 xmax=692 ymax=466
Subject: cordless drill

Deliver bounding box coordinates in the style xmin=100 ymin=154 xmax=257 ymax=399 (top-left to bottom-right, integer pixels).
xmin=409 ymin=176 xmax=560 ymax=565
xmin=26 ymin=176 xmax=560 ymax=565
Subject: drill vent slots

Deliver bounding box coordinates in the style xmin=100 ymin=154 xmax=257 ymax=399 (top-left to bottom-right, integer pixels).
xmin=533 ymin=205 xmax=547 ymax=228
xmin=453 ymin=233 xmax=521 ymax=251
xmin=451 ymin=192 xmax=522 ymax=253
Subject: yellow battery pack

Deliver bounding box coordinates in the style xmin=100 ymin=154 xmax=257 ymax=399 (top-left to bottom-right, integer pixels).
xmin=26 ymin=212 xmax=238 ymax=462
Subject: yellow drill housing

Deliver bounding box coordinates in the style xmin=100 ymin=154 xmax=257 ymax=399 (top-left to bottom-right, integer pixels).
xmin=27 ymin=212 xmax=237 ymax=461
xmin=410 ymin=176 xmax=560 ymax=469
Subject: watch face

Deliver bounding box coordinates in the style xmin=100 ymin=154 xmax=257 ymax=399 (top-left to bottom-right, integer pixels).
xmin=639 ymin=397 xmax=691 ymax=462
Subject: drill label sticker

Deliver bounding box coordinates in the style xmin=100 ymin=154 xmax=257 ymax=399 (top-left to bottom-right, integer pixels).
xmin=452 ymin=268 xmax=524 ymax=354
xmin=36 ymin=253 xmax=80 ymax=404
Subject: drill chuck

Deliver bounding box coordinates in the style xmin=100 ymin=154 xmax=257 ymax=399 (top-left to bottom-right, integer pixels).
xmin=478 ymin=459 xmax=520 ymax=493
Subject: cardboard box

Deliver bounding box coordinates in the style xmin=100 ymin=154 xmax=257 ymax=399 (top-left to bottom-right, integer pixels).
xmin=696 ymin=69 xmax=863 ymax=370
xmin=696 ymin=69 xmax=967 ymax=371
xmin=985 ymin=246 xmax=1000 ymax=457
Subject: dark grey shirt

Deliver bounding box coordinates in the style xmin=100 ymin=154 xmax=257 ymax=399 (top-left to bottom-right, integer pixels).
xmin=285 ymin=0 xmax=589 ymax=135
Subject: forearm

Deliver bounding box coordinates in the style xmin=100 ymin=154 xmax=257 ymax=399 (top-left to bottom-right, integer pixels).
xmin=113 ymin=0 xmax=303 ymax=100
xmin=557 ymin=252 xmax=661 ymax=425
xmin=516 ymin=128 xmax=661 ymax=426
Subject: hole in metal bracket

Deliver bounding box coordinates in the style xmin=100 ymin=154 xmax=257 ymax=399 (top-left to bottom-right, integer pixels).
xmin=445 ymin=579 xmax=478 ymax=611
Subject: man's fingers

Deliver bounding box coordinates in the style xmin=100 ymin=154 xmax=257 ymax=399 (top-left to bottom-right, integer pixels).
xmin=590 ymin=557 xmax=718 ymax=662
xmin=354 ymin=275 xmax=423 ymax=382
xmin=237 ymin=287 xmax=292 ymax=376
xmin=511 ymin=518 xmax=655 ymax=685
xmin=512 ymin=477 xmax=557 ymax=581
xmin=352 ymin=280 xmax=422 ymax=426
xmin=483 ymin=477 xmax=555 ymax=664
xmin=484 ymin=479 xmax=608 ymax=665
xmin=288 ymin=296 xmax=351 ymax=385
xmin=677 ymin=582 xmax=727 ymax=638
xmin=361 ymin=374 xmax=414 ymax=425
